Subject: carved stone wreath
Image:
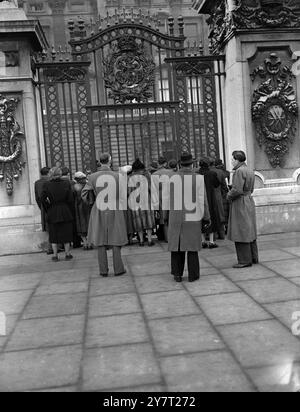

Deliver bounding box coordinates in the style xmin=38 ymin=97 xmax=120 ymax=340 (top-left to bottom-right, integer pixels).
xmin=0 ymin=94 xmax=25 ymax=195
xmin=251 ymin=53 xmax=298 ymax=168
xmin=103 ymin=36 xmax=156 ymax=104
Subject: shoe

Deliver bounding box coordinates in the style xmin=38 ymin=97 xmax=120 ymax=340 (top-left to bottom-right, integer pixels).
xmin=188 ymin=277 xmax=200 ymax=283
xmin=46 ymin=249 xmax=54 ymax=255
xmin=83 ymin=246 xmax=88 ymax=251
xmin=232 ymin=263 xmax=252 ymax=269
xmin=139 ymin=242 xmax=145 ymax=247
xmin=208 ymin=242 xmax=219 ymax=249
xmin=148 ymin=241 xmax=155 ymax=247
xmin=174 ymin=276 xmax=182 ymax=283
xmin=51 ymin=256 xmax=59 ymax=262
xmin=202 ymin=242 xmax=208 ymax=249
xmin=115 ymin=270 xmax=127 ymax=277
xmin=252 ymin=259 xmax=259 ymax=264
xmin=100 ymin=273 xmax=108 ymax=277
xmin=65 ymin=254 xmax=73 ymax=261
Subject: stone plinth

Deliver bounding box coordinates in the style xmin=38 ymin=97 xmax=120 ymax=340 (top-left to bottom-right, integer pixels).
xmin=193 ymin=0 xmax=300 ymax=235
xmin=0 ymin=4 xmax=49 ymax=255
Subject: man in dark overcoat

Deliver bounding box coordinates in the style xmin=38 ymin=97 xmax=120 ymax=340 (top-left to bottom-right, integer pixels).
xmin=227 ymin=150 xmax=259 ymax=268
xmin=82 ymin=153 xmax=127 ymax=277
xmin=34 ymin=167 xmax=52 ymax=254
xmin=168 ymin=153 xmax=210 ymax=283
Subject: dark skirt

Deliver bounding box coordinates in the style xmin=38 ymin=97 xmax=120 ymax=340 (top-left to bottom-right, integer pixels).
xmin=48 ymin=222 xmax=73 ymax=244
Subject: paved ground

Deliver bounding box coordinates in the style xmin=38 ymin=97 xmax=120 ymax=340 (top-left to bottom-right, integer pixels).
xmin=0 ymin=232 xmax=300 ymax=392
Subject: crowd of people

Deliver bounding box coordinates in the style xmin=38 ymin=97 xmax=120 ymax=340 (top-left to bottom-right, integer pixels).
xmin=34 ymin=150 xmax=259 ymax=281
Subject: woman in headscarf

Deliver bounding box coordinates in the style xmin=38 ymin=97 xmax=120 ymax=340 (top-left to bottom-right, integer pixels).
xmin=41 ymin=167 xmax=74 ymax=261
xmin=128 ymin=159 xmax=156 ymax=246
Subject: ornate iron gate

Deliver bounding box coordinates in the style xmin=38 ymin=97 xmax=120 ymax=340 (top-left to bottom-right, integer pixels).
xmin=35 ymin=10 xmax=225 ymax=174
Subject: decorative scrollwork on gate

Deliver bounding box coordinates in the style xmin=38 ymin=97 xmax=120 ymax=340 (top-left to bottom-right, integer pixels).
xmin=0 ymin=94 xmax=25 ymax=196
xmin=251 ymin=53 xmax=298 ymax=168
xmin=103 ymin=36 xmax=156 ymax=104
xmin=43 ymin=66 xmax=87 ymax=83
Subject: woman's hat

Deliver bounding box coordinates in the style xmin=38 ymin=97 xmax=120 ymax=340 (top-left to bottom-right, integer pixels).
xmin=132 ymin=159 xmax=145 ymax=172
xmin=180 ymin=152 xmax=193 ymax=166
xmin=74 ymin=171 xmax=86 ymax=180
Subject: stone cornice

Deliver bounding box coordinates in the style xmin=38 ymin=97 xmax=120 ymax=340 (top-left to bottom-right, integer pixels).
xmin=0 ymin=19 xmax=49 ymax=50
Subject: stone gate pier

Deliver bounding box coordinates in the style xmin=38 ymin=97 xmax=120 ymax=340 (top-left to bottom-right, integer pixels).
xmin=193 ymin=0 xmax=300 ymax=234
xmin=0 ymin=1 xmax=48 ymax=255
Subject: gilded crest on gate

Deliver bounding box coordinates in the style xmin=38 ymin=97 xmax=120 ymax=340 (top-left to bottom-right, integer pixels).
xmin=0 ymin=94 xmax=25 ymax=195
xmin=251 ymin=53 xmax=298 ymax=168
xmin=103 ymin=36 xmax=156 ymax=104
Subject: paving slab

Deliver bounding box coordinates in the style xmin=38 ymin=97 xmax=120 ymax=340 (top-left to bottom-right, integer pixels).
xmin=22 ymin=293 xmax=87 ymax=319
xmin=6 ymin=315 xmax=85 ymax=351
xmin=89 ymin=276 xmax=135 ymax=297
xmin=130 ymin=260 xmax=171 ymax=276
xmin=246 ymin=363 xmax=300 ymax=392
xmin=263 ymin=300 xmax=300 ymax=330
xmin=149 ymin=315 xmax=224 ymax=356
xmin=0 ymin=345 xmax=82 ymax=391
xmin=258 ymin=249 xmax=295 ymax=262
xmin=237 ymin=278 xmax=300 ymax=304
xmin=160 ymin=351 xmax=255 ymax=392
xmin=0 ymin=314 xmax=18 ymax=350
xmin=281 ymin=246 xmax=300 ymax=257
xmin=222 ymin=265 xmax=278 ymax=282
xmin=135 ymin=274 xmax=183 ymax=294
xmin=140 ymin=290 xmax=201 ymax=319
xmin=89 ymin=293 xmax=141 ymax=318
xmin=218 ymin=320 xmax=300 ymax=368
xmin=108 ymin=384 xmax=165 ymax=392
xmin=0 ymin=290 xmax=33 ymax=315
xmin=35 ymin=281 xmax=88 ymax=296
xmin=0 ymin=273 xmax=42 ymax=292
xmin=262 ymin=259 xmax=300 ymax=278
xmin=41 ymin=269 xmax=91 ymax=284
xmin=86 ymin=313 xmax=148 ymax=348
xmin=185 ymin=274 xmax=239 ymax=297
xmin=204 ymin=254 xmax=238 ymax=269
xmin=196 ymin=293 xmax=271 ymax=326
xmin=82 ymin=343 xmax=161 ymax=391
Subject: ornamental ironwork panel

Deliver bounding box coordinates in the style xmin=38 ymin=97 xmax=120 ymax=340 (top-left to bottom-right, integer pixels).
xmin=251 ymin=52 xmax=298 ymax=168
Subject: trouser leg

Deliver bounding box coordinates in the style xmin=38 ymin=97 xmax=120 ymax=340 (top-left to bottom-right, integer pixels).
xmin=171 ymin=251 xmax=185 ymax=277
xmin=98 ymin=246 xmax=109 ymax=275
xmin=187 ymin=252 xmax=200 ymax=281
xmin=112 ymin=246 xmax=125 ymax=275
xmin=235 ymin=242 xmax=252 ymax=265
xmin=251 ymin=240 xmax=259 ymax=263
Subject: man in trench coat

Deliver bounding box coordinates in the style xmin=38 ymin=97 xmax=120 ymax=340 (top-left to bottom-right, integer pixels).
xmin=167 ymin=153 xmax=210 ymax=283
xmin=227 ymin=150 xmax=259 ymax=268
xmin=82 ymin=153 xmax=127 ymax=277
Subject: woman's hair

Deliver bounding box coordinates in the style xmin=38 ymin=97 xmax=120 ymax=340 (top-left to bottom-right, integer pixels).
xmin=49 ymin=166 xmax=62 ymax=181
xmin=199 ymin=157 xmax=210 ymax=169
xmin=132 ymin=158 xmax=145 ymax=172
xmin=232 ymin=151 xmax=246 ymax=163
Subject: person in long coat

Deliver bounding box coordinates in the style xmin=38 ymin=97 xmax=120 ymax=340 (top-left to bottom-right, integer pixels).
xmin=210 ymin=158 xmax=227 ymax=239
xmin=168 ymin=153 xmax=210 ymax=283
xmin=227 ymin=150 xmax=259 ymax=268
xmin=153 ymin=156 xmax=175 ymax=242
xmin=34 ymin=167 xmax=51 ymax=254
xmin=73 ymin=171 xmax=92 ymax=250
xmin=198 ymin=157 xmax=222 ymax=248
xmin=82 ymin=153 xmax=127 ymax=277
xmin=215 ymin=159 xmax=230 ymax=234
xmin=41 ymin=167 xmax=74 ymax=261
xmin=128 ymin=159 xmax=156 ymax=247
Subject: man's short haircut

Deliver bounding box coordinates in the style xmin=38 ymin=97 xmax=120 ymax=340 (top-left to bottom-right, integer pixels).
xmin=61 ymin=166 xmax=70 ymax=176
xmin=232 ymin=151 xmax=246 ymax=163
xmin=99 ymin=153 xmax=111 ymax=165
xmin=40 ymin=167 xmax=50 ymax=176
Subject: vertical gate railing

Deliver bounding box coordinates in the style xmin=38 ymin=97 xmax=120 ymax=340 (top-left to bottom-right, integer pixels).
xmin=35 ymin=55 xmax=96 ymax=175
xmin=165 ymin=53 xmax=226 ymax=161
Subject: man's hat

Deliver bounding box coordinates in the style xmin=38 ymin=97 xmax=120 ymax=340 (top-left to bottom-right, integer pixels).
xmin=158 ymin=156 xmax=167 ymax=165
xmin=74 ymin=171 xmax=86 ymax=180
xmin=180 ymin=152 xmax=193 ymax=166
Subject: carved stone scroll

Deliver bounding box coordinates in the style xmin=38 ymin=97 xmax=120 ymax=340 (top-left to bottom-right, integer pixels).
xmin=0 ymin=94 xmax=25 ymax=195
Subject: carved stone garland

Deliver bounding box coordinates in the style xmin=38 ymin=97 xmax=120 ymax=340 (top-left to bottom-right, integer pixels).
xmin=0 ymin=95 xmax=25 ymax=195
xmin=103 ymin=36 xmax=156 ymax=104
xmin=251 ymin=53 xmax=298 ymax=168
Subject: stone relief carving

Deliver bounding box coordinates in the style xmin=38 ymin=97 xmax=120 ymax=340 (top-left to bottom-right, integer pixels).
xmin=251 ymin=53 xmax=298 ymax=168
xmin=206 ymin=1 xmax=300 ymax=54
xmin=0 ymin=95 xmax=25 ymax=195
xmin=103 ymin=36 xmax=156 ymax=104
